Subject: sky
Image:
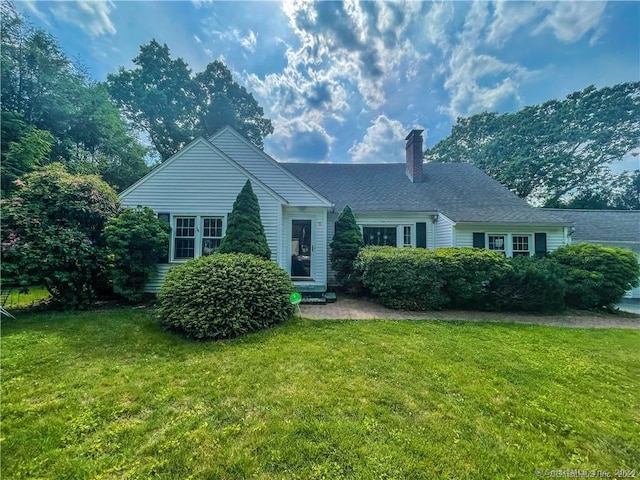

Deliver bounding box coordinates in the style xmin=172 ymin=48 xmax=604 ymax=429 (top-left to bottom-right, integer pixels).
xmin=16 ymin=0 xmax=640 ymax=169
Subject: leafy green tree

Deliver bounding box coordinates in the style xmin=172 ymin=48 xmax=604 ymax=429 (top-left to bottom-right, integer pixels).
xmin=0 ymin=110 xmax=53 ymax=192
xmin=427 ymin=83 xmax=640 ymax=205
xmin=1 ymin=164 xmax=119 ymax=309
xmin=105 ymin=207 xmax=170 ymax=302
xmin=329 ymin=205 xmax=364 ymax=287
xmin=0 ymin=3 xmax=148 ymax=192
xmin=218 ymin=180 xmax=271 ymax=260
xmin=107 ymin=40 xmax=273 ymax=160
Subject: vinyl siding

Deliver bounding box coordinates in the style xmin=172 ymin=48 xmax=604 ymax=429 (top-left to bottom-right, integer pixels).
xmin=454 ymin=225 xmax=567 ymax=253
xmin=434 ymin=214 xmax=455 ymax=248
xmin=327 ymin=213 xmax=338 ymax=286
xmin=211 ymin=129 xmax=330 ymax=207
xmin=121 ymin=140 xmax=284 ymax=292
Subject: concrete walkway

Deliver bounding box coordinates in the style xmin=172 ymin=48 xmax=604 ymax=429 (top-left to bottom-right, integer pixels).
xmin=300 ymin=296 xmax=640 ymax=329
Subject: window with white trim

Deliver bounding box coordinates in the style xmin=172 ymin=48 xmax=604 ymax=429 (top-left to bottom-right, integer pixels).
xmin=488 ymin=234 xmax=506 ymax=256
xmin=512 ymin=235 xmax=531 ymax=257
xmin=363 ymin=226 xmax=397 ymax=246
xmin=174 ymin=217 xmax=196 ymax=259
xmin=402 ymin=226 xmax=412 ymax=247
xmin=202 ymin=217 xmax=223 ymax=255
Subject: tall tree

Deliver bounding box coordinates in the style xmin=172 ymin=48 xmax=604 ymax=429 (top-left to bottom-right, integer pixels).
xmin=426 ymin=83 xmax=640 ymax=206
xmin=107 ymin=40 xmax=273 ymax=161
xmin=0 ymin=2 xmax=148 ymax=192
xmin=218 ymin=180 xmax=271 ymax=260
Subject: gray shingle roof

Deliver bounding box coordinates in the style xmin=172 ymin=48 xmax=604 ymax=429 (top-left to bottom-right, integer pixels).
xmin=281 ymin=162 xmax=567 ymax=225
xmin=544 ymin=209 xmax=640 ymax=245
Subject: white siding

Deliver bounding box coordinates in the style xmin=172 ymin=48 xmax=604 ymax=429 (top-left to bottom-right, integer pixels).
xmin=454 ymin=224 xmax=567 ymax=252
xmin=144 ymin=264 xmax=173 ymax=293
xmin=327 ymin=213 xmax=338 ymax=286
xmin=434 ymin=214 xmax=455 ymax=248
xmin=121 ymin=140 xmax=284 ymax=292
xmin=210 ymin=129 xmax=330 ymax=207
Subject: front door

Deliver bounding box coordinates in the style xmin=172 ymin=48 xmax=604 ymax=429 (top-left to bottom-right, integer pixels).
xmin=291 ymin=219 xmax=312 ymax=278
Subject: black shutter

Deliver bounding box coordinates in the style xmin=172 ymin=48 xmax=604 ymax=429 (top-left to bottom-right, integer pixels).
xmin=158 ymin=213 xmax=171 ymax=264
xmin=534 ymin=233 xmax=547 ymax=257
xmin=416 ymin=222 xmax=427 ymax=248
xmin=473 ymin=232 xmax=485 ymax=248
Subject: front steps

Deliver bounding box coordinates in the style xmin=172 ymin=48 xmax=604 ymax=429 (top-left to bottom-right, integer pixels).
xmin=296 ymin=285 xmax=336 ymax=305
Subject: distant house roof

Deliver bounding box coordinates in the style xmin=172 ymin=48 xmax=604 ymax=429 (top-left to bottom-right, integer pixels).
xmin=282 ymin=162 xmax=567 ymax=225
xmin=544 ymin=209 xmax=640 ymax=246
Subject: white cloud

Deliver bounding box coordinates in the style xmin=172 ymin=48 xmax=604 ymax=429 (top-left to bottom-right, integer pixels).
xmin=21 ymin=0 xmax=51 ymax=26
xmin=240 ymin=30 xmax=257 ymax=53
xmin=348 ymin=115 xmax=409 ymax=163
xmin=487 ymin=1 xmax=544 ymax=46
xmin=50 ymin=1 xmax=116 ymax=36
xmin=534 ymin=1 xmax=606 ymax=43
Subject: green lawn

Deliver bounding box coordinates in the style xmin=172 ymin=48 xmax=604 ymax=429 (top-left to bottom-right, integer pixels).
xmin=2 ymin=286 xmax=50 ymax=309
xmin=2 ymin=309 xmax=638 ymax=479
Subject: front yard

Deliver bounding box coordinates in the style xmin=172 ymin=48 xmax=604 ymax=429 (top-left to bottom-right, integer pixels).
xmin=2 ymin=309 xmax=638 ymax=479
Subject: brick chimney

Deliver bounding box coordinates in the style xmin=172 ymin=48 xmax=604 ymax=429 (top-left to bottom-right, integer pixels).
xmin=405 ymin=129 xmax=424 ymax=183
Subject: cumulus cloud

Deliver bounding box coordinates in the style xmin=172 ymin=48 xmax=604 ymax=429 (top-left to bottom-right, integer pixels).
xmin=240 ymin=31 xmax=257 ymax=53
xmin=348 ymin=115 xmax=409 ymax=163
xmin=50 ymin=1 xmax=116 ymax=36
xmin=268 ymin=117 xmax=333 ymax=163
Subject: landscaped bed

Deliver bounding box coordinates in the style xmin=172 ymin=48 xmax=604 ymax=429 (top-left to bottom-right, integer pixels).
xmin=2 ymin=309 xmax=638 ymax=479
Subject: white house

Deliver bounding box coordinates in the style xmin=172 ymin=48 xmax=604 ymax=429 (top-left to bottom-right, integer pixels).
xmin=120 ymin=127 xmax=573 ymax=294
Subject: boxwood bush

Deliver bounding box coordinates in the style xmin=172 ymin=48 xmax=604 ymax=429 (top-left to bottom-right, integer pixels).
xmin=550 ymin=243 xmax=639 ymax=309
xmin=355 ymin=246 xmax=448 ymax=310
xmin=158 ymin=253 xmax=295 ymax=340
xmin=434 ymin=248 xmax=509 ymax=309
xmin=487 ymin=256 xmax=566 ymax=312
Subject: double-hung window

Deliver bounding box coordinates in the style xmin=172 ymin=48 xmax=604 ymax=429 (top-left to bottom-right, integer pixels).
xmin=363 ymin=226 xmax=397 ymax=246
xmin=172 ymin=215 xmax=225 ymax=260
xmin=202 ymin=217 xmax=223 ymax=255
xmin=512 ymin=235 xmax=531 ymax=257
xmin=402 ymin=226 xmax=412 ymax=247
xmin=488 ymin=234 xmax=506 ymax=256
xmin=174 ymin=217 xmax=196 ymax=259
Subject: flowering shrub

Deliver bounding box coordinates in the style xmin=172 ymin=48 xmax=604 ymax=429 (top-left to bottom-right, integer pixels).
xmin=1 ymin=164 xmax=119 ymax=309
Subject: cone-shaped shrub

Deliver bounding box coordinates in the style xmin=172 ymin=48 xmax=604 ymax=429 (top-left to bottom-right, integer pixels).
xmin=330 ymin=205 xmax=364 ymax=286
xmin=218 ymin=179 xmax=271 ymax=259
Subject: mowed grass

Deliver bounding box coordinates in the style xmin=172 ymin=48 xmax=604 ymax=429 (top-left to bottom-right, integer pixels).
xmin=2 ymin=286 xmax=50 ymax=309
xmin=2 ymin=310 xmax=639 ymax=479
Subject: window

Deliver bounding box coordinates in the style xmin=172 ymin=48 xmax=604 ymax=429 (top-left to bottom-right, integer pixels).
xmin=174 ymin=217 xmax=195 ymax=259
xmin=488 ymin=235 xmax=506 ymax=256
xmin=363 ymin=227 xmax=397 ymax=246
xmin=403 ymin=226 xmax=412 ymax=247
xmin=512 ymin=235 xmax=531 ymax=257
xmin=202 ymin=217 xmax=223 ymax=255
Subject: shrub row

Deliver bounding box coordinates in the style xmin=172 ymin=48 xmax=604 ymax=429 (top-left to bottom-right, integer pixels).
xmin=355 ymin=244 xmax=639 ymax=312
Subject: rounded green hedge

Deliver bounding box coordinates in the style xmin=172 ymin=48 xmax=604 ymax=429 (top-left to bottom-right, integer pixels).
xmin=550 ymin=243 xmax=640 ymax=309
xmin=158 ymin=253 xmax=295 ymax=340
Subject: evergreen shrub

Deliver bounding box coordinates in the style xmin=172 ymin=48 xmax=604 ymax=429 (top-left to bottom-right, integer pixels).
xmin=434 ymin=248 xmax=509 ymax=309
xmin=550 ymin=243 xmax=639 ymax=309
xmin=218 ymin=180 xmax=271 ymax=259
xmin=158 ymin=253 xmax=294 ymax=340
xmin=487 ymin=256 xmax=566 ymax=312
xmin=355 ymin=246 xmax=448 ymax=310
xmin=329 ymin=205 xmax=365 ymax=292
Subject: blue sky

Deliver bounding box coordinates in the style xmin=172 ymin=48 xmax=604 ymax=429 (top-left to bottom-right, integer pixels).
xmin=18 ymin=1 xmax=640 ymax=168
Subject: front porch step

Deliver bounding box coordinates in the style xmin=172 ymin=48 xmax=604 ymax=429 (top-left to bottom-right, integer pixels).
xmin=301 ymin=296 xmax=327 ymax=304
